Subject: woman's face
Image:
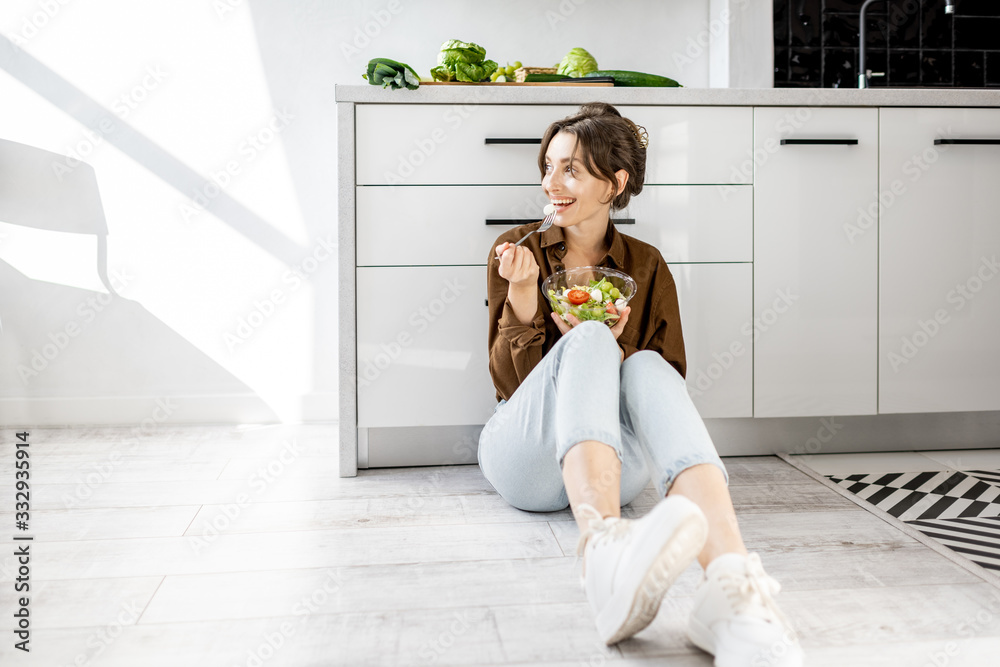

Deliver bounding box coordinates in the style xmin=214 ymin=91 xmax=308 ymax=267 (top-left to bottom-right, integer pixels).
xmin=542 ymin=131 xmax=618 ymax=230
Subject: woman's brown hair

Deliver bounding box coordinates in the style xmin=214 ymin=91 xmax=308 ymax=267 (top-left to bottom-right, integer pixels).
xmin=537 ymin=102 xmax=648 ymax=211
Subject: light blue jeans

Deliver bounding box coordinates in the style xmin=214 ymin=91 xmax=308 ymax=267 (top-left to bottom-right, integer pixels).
xmin=478 ymin=320 xmax=729 ymax=512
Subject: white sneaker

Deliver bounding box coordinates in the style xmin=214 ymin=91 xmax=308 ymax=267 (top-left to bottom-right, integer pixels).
xmin=687 ymin=552 xmax=804 ymax=667
xmin=574 ymin=494 xmax=709 ymax=646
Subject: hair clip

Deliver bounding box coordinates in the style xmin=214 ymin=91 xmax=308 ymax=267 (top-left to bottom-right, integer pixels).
xmin=630 ymin=123 xmax=648 ymax=149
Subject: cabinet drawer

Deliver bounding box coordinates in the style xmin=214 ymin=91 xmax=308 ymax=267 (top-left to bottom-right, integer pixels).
xmin=356 ymin=184 xmax=751 ymax=266
xmin=672 ymin=263 xmax=753 ymax=418
xmin=356 ymin=104 xmax=578 ymax=185
xmin=356 ymin=264 xmax=750 ymax=427
xmin=356 ymin=266 xmax=495 ymax=428
xmin=626 ymin=106 xmax=753 ymax=184
xmin=356 ymin=185 xmax=546 ymax=266
xmin=624 ymin=185 xmax=751 ymax=262
xmin=356 ymin=105 xmax=753 ymax=186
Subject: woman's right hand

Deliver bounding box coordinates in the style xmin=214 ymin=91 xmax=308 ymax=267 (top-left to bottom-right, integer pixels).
xmin=495 ymin=242 xmax=539 ymax=288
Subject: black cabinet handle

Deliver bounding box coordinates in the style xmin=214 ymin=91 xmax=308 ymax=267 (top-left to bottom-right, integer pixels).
xmin=934 ymin=139 xmax=1000 ymax=145
xmin=484 ymin=138 xmax=542 ymax=145
xmin=485 ymin=218 xmax=635 ymax=225
xmin=780 ymin=139 xmax=859 ymax=145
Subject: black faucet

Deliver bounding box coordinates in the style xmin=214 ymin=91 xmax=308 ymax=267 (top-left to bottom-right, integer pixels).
xmin=857 ymin=0 xmax=885 ymax=88
xmin=859 ymin=0 xmax=955 ymax=87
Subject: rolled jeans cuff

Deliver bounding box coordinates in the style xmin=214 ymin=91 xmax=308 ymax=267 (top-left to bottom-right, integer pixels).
xmin=659 ymin=455 xmax=730 ymax=498
xmin=556 ymin=429 xmax=623 ymax=468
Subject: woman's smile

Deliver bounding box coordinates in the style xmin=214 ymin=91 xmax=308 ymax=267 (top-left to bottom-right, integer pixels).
xmin=551 ymin=197 xmax=576 ymax=213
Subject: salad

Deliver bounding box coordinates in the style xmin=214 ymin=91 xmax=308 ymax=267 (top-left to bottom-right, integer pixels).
xmin=548 ymin=276 xmax=626 ymax=325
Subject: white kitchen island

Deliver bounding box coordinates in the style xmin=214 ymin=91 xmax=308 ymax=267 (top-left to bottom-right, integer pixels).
xmin=336 ymin=85 xmax=1000 ymax=477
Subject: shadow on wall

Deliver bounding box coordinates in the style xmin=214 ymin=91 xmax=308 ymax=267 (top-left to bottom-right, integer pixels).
xmin=0 ymin=138 xmax=276 ymax=417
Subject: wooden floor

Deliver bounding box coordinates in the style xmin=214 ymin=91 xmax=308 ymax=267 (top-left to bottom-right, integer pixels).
xmin=2 ymin=424 xmax=1000 ymax=666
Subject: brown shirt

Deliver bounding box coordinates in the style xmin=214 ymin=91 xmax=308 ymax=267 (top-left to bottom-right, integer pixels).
xmin=486 ymin=219 xmax=686 ymax=403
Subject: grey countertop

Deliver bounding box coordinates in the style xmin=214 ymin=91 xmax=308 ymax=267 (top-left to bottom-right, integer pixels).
xmin=336 ymin=84 xmax=1000 ymax=107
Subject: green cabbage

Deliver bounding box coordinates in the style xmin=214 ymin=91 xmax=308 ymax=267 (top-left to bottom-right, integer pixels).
xmin=557 ymin=47 xmax=599 ymax=77
xmin=430 ymin=39 xmax=499 ymax=82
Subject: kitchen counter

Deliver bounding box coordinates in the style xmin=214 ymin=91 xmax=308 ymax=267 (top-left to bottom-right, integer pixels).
xmin=335 ymin=84 xmax=1000 ymax=107
xmin=337 ymin=88 xmax=1000 ymax=477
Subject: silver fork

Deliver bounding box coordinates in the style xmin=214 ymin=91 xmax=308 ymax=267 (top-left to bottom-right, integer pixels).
xmin=497 ymin=209 xmax=556 ymax=259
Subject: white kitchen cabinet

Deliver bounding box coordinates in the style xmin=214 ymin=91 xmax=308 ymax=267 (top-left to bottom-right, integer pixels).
xmin=753 ymin=107 xmax=879 ymax=417
xmin=624 ymin=106 xmax=753 ymax=184
xmin=879 ymin=108 xmax=1000 ymax=414
xmin=356 ymin=184 xmax=752 ymax=266
xmin=672 ymin=263 xmax=753 ymax=418
xmin=340 ymin=86 xmax=1000 ymax=476
xmin=356 ymin=105 xmax=752 ymax=186
xmin=625 ymin=185 xmax=752 ymax=263
xmin=356 ymin=261 xmax=751 ymax=431
xmin=356 ymin=266 xmax=495 ymax=428
xmin=356 ymin=104 xmax=579 ymax=186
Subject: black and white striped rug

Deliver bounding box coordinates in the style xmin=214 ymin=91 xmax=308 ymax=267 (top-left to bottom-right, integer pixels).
xmin=826 ymin=469 xmax=1000 ymax=572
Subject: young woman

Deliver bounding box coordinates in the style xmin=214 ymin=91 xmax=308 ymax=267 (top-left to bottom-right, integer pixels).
xmin=479 ymin=103 xmax=804 ymax=666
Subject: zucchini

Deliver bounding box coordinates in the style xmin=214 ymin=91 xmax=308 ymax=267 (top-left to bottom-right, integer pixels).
xmin=523 ymin=73 xmax=567 ymax=82
xmin=584 ymin=70 xmax=682 ymax=87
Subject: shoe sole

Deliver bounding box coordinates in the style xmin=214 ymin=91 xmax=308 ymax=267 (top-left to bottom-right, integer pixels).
xmin=596 ymin=502 xmax=709 ymax=646
xmin=688 ymin=616 xmax=805 ymax=667
xmin=687 ymin=614 xmax=716 ymax=657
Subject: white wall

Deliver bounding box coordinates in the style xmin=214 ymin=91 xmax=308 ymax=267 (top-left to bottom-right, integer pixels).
xmin=0 ymin=0 xmax=767 ymax=426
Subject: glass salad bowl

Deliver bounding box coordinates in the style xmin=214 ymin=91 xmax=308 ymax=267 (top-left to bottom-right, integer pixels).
xmin=542 ymin=266 xmax=637 ymax=327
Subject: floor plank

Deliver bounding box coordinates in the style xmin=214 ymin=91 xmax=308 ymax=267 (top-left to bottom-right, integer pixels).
xmin=2 ymin=425 xmax=999 ymax=667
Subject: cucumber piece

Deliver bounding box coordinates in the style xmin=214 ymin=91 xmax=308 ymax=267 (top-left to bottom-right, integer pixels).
xmin=584 ymin=70 xmax=682 ymax=87
xmin=523 ymin=73 xmax=566 ymax=82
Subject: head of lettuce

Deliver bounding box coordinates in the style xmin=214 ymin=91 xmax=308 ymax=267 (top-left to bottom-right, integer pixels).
xmin=430 ymin=40 xmax=499 ymax=82
xmin=557 ymin=47 xmax=599 ymax=78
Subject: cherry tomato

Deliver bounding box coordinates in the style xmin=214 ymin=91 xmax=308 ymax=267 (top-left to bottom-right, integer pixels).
xmin=566 ymin=289 xmax=590 ymax=305
xmin=606 ymin=302 xmax=619 ymax=316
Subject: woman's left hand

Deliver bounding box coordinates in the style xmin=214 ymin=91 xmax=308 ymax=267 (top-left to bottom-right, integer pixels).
xmin=609 ymin=306 xmax=631 ymax=340
xmin=550 ymin=305 xmax=631 ymax=340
